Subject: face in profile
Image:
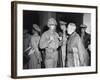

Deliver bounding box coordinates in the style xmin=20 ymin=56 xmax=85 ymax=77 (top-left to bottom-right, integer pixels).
xmin=67 ymin=23 xmax=76 ymax=35
xmin=61 ymin=25 xmax=66 ymax=31
xmin=81 ymin=28 xmax=86 ymax=33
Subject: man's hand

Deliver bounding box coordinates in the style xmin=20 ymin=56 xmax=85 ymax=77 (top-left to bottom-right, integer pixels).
xmin=73 ymin=47 xmax=78 ymax=53
xmin=37 ymin=51 xmax=42 ymax=63
xmin=59 ymin=40 xmax=63 ymax=46
xmin=28 ymin=49 xmax=35 ymax=55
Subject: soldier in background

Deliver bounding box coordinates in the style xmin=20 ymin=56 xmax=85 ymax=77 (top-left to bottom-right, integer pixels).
xmin=66 ymin=23 xmax=89 ymax=67
xmin=80 ymin=24 xmax=91 ymax=49
xmin=39 ymin=18 xmax=60 ymax=68
xmin=80 ymin=24 xmax=91 ymax=65
xmin=59 ymin=21 xmax=67 ymax=67
xmin=28 ymin=24 xmax=42 ymax=69
xmin=23 ymin=29 xmax=31 ymax=69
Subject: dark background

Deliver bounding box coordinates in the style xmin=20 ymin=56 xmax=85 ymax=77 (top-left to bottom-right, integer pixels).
xmin=23 ymin=10 xmax=83 ymax=34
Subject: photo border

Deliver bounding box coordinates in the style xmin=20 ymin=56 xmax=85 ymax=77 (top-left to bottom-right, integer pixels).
xmin=11 ymin=1 xmax=98 ymax=79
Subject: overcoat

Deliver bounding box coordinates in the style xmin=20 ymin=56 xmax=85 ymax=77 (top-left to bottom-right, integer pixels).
xmin=29 ymin=34 xmax=41 ymax=69
xmin=66 ymin=32 xmax=89 ymax=67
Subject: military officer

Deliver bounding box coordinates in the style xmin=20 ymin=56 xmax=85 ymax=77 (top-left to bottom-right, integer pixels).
xmin=39 ymin=18 xmax=60 ymax=68
xmin=66 ymin=23 xmax=89 ymax=67
xmin=80 ymin=24 xmax=91 ymax=66
xmin=60 ymin=21 xmax=67 ymax=67
xmin=80 ymin=24 xmax=91 ymax=50
xmin=28 ymin=24 xmax=42 ymax=69
xmin=23 ymin=29 xmax=31 ymax=69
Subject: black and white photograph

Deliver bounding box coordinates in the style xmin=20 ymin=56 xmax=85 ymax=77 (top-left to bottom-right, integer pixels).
xmin=11 ymin=1 xmax=97 ymax=78
xmin=23 ymin=10 xmax=91 ymax=69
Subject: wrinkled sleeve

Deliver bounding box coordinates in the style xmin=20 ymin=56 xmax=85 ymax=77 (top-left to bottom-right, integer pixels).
xmin=77 ymin=37 xmax=89 ymax=66
xmin=55 ymin=33 xmax=60 ymax=48
xmin=39 ymin=32 xmax=48 ymax=49
xmin=31 ymin=36 xmax=35 ymax=49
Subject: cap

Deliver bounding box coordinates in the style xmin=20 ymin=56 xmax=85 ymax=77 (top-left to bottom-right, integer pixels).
xmin=32 ymin=24 xmax=41 ymax=32
xmin=80 ymin=24 xmax=87 ymax=28
xmin=59 ymin=21 xmax=67 ymax=25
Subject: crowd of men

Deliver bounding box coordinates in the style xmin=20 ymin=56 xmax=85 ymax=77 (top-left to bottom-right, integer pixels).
xmin=23 ymin=18 xmax=91 ymax=69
